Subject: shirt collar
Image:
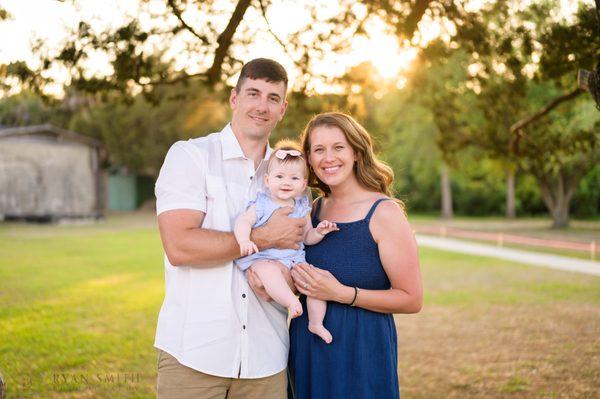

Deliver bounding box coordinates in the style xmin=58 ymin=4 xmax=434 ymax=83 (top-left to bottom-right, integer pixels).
xmin=220 ymin=123 xmax=272 ymax=161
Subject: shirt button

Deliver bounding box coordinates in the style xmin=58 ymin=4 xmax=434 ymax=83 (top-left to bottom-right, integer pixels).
xmin=242 ymin=293 xmax=246 ymax=298
xmin=242 ymin=325 xmax=246 ymax=329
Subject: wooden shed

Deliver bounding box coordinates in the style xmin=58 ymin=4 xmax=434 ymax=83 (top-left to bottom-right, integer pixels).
xmin=0 ymin=124 xmax=106 ymax=221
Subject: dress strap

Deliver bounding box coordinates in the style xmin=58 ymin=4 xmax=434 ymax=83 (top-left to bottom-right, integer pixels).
xmin=365 ymin=198 xmax=390 ymax=221
xmin=312 ymin=197 xmax=324 ymax=224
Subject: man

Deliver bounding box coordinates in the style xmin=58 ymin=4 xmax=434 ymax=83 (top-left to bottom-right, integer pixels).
xmin=154 ymin=58 xmax=305 ymax=399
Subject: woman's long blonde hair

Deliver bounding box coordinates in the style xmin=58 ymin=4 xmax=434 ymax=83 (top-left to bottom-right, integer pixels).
xmin=301 ymin=112 xmax=400 ymax=203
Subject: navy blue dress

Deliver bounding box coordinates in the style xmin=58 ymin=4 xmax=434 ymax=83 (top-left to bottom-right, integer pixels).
xmin=288 ymin=198 xmax=400 ymax=399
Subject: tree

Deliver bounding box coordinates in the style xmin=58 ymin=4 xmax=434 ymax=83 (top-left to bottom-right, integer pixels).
xmin=515 ymin=83 xmax=599 ymax=228
xmin=511 ymin=3 xmax=600 ymax=228
xmin=408 ymin=45 xmax=485 ymax=218
xmin=413 ymin=1 xmax=599 ymax=227
xmin=0 ymin=0 xmax=463 ymax=98
xmin=68 ymin=81 xmax=230 ymax=176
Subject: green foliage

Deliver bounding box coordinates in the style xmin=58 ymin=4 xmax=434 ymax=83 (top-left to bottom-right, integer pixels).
xmin=69 ymin=83 xmax=230 ymax=176
xmin=0 ymin=90 xmax=71 ymax=127
xmin=451 ymin=156 xmax=506 ymax=216
xmin=537 ymin=3 xmax=600 ymax=83
xmin=569 ymin=164 xmax=600 ymax=218
xmin=514 ymin=174 xmax=547 ymax=216
xmin=374 ymin=89 xmax=441 ymax=211
xmin=409 ymin=47 xmax=482 ymax=166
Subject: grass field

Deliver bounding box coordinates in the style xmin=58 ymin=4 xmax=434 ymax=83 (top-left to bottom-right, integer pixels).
xmin=1 ymin=212 xmax=599 ymax=398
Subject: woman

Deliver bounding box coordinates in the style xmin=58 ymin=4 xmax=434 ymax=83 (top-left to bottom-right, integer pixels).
xmin=288 ymin=112 xmax=422 ymax=399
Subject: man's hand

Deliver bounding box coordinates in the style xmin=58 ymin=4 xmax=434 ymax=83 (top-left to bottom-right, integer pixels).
xmin=251 ymin=207 xmax=306 ymax=250
xmin=247 ymin=267 xmax=271 ymax=302
xmin=247 ymin=262 xmax=297 ymax=301
xmin=239 ymin=240 xmax=259 ymax=256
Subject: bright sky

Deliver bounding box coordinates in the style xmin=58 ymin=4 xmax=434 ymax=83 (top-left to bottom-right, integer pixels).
xmin=0 ymin=0 xmax=588 ymax=95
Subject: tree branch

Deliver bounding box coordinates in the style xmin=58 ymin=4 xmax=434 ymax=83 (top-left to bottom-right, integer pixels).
xmin=510 ymin=87 xmax=584 ymax=133
xmin=258 ymin=0 xmax=301 ymax=68
xmin=137 ymin=71 xmax=207 ymax=86
xmin=403 ymin=0 xmax=435 ymax=38
xmin=206 ymin=0 xmax=253 ymax=84
xmin=166 ymin=0 xmax=209 ymax=44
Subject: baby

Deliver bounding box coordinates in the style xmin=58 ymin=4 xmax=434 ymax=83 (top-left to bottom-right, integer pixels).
xmin=234 ymin=142 xmax=338 ymax=344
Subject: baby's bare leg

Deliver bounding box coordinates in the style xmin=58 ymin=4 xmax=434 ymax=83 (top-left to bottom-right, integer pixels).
xmin=307 ymin=297 xmax=332 ymax=343
xmin=250 ymin=260 xmax=302 ymax=318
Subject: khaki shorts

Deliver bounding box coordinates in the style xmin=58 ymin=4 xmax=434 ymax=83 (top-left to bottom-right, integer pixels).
xmin=156 ymin=350 xmax=287 ymax=399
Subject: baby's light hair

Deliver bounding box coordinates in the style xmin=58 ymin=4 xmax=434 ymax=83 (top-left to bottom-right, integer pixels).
xmin=267 ymin=139 xmax=308 ymax=177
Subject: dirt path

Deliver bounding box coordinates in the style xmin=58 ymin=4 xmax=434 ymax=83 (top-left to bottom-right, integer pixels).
xmin=417 ymin=235 xmax=600 ymax=277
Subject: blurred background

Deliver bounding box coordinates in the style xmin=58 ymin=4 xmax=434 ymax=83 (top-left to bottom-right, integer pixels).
xmin=0 ymin=1 xmax=598 ymax=398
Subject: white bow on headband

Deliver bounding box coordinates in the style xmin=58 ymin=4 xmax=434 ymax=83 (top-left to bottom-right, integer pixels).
xmin=275 ymin=149 xmax=302 ymax=159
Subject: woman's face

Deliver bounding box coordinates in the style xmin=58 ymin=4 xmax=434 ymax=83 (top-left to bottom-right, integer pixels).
xmin=308 ymin=125 xmax=357 ymax=188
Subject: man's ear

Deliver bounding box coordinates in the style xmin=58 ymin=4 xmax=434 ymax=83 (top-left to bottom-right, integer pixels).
xmin=278 ymin=99 xmax=288 ymax=121
xmin=229 ymin=88 xmax=238 ymax=108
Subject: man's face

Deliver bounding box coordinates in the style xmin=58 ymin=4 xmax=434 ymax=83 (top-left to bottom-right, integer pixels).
xmin=230 ymin=78 xmax=288 ymax=141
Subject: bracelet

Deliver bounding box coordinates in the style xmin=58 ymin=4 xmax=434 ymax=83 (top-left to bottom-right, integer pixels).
xmin=349 ymin=287 xmax=360 ymax=306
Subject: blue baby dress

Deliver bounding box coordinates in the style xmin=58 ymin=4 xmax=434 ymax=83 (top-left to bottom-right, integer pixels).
xmin=235 ymin=191 xmax=311 ymax=271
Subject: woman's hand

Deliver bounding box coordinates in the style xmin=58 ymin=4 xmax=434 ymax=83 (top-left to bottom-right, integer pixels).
xmin=291 ymin=263 xmax=352 ymax=303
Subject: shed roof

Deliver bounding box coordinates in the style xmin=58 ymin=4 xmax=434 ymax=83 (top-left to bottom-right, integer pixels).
xmin=0 ymin=124 xmax=103 ymax=148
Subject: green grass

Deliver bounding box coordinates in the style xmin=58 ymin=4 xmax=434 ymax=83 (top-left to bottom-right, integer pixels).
xmin=420 ymin=250 xmax=600 ymax=306
xmin=0 ymin=219 xmax=164 ymax=398
xmin=1 ymin=213 xmax=599 ymax=398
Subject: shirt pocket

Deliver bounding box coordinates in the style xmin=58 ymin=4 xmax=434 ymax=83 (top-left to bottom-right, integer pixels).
xmin=205 ymin=175 xmax=232 ymax=231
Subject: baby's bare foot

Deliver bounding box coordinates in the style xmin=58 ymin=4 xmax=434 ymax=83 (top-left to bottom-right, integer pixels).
xmin=309 ymin=323 xmax=333 ymax=344
xmin=289 ymin=301 xmax=303 ymax=319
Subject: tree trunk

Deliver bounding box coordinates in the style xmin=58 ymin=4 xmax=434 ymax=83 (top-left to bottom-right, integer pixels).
xmin=537 ymin=174 xmax=577 ymax=229
xmin=440 ymin=164 xmax=453 ymax=219
xmin=550 ymin=203 xmax=570 ymax=229
xmin=506 ymin=167 xmax=516 ymax=219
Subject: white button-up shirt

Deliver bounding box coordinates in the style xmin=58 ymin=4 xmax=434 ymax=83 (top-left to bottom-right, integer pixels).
xmin=154 ymin=124 xmax=288 ymax=378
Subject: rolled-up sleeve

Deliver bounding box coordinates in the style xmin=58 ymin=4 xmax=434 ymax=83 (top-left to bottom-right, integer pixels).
xmin=155 ymin=141 xmax=207 ymax=215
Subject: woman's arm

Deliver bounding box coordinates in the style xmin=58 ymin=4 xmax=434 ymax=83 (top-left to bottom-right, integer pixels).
xmin=292 ymin=200 xmax=422 ymax=314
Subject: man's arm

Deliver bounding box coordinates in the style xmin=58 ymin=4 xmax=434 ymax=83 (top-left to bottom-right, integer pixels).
xmin=158 ymin=207 xmax=307 ymax=267
xmin=158 ymin=209 xmax=240 ymax=267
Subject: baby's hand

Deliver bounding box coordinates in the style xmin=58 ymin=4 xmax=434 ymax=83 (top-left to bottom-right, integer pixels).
xmin=240 ymin=241 xmax=259 ymax=256
xmin=316 ymin=220 xmax=339 ymax=236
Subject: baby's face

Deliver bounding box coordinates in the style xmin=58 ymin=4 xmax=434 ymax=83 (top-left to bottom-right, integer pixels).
xmin=264 ymin=161 xmax=307 ymax=201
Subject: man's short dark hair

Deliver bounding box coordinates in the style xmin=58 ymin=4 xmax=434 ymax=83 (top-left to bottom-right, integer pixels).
xmin=235 ymin=58 xmax=288 ymax=93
